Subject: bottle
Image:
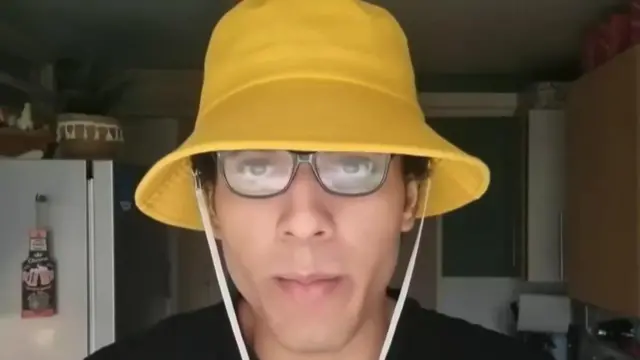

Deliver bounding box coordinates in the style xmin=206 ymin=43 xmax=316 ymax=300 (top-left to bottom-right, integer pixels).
xmin=21 ymin=196 xmax=57 ymax=319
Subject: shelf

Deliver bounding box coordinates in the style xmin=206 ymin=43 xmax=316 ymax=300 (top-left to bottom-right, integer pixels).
xmin=0 ymin=127 xmax=53 ymax=157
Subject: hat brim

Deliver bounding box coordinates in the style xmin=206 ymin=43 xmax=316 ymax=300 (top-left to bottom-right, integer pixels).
xmin=134 ymin=78 xmax=490 ymax=230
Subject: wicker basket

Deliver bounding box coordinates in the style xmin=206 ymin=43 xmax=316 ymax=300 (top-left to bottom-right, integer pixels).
xmin=56 ymin=113 xmax=124 ymax=159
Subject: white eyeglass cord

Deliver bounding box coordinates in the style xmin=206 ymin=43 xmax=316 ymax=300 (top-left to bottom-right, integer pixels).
xmin=194 ymin=176 xmax=251 ymax=360
xmin=194 ymin=175 xmax=431 ymax=360
xmin=378 ymin=178 xmax=431 ymax=359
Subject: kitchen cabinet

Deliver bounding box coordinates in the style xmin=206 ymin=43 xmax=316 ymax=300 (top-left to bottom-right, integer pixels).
xmin=430 ymin=117 xmax=526 ymax=277
xmin=566 ymin=45 xmax=640 ymax=316
xmin=526 ymin=109 xmax=566 ymax=282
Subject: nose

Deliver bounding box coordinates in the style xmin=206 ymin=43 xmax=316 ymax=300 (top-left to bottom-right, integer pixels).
xmin=277 ymin=165 xmax=334 ymax=241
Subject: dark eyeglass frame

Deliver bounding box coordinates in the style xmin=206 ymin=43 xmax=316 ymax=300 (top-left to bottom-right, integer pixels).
xmin=215 ymin=151 xmax=393 ymax=199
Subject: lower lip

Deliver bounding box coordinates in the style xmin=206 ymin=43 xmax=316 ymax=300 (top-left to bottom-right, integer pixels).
xmin=275 ymin=277 xmax=343 ymax=302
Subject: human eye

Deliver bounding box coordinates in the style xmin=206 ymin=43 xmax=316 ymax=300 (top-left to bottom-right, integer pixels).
xmin=335 ymin=156 xmax=375 ymax=176
xmin=236 ymin=157 xmax=274 ymax=178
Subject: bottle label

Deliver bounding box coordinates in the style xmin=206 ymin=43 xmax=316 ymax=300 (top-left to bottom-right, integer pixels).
xmin=21 ymin=229 xmax=57 ymax=318
xmin=29 ymin=237 xmax=48 ymax=252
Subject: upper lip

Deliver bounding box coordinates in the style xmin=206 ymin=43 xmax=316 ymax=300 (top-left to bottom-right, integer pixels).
xmin=276 ymin=274 xmax=341 ymax=284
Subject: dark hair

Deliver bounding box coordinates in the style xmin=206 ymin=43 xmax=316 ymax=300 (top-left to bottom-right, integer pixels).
xmin=191 ymin=152 xmax=430 ymax=185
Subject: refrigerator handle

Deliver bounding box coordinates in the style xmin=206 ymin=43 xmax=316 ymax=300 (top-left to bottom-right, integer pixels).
xmin=87 ymin=179 xmax=97 ymax=353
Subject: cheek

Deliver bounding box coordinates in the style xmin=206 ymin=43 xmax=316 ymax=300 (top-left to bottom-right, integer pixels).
xmin=218 ymin=218 xmax=275 ymax=300
xmin=334 ymin=198 xmax=404 ymax=290
xmin=213 ymin=189 xmax=279 ymax=297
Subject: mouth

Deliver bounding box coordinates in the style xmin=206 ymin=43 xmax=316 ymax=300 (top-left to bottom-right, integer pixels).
xmin=274 ymin=274 xmax=344 ymax=302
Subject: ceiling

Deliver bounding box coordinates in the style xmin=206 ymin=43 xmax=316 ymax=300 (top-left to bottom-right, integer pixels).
xmin=1 ymin=0 xmax=628 ymax=77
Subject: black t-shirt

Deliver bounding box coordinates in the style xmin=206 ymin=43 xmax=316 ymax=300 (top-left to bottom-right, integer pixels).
xmin=86 ymin=292 xmax=553 ymax=360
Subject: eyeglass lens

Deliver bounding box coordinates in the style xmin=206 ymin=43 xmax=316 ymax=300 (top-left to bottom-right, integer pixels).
xmin=218 ymin=150 xmax=391 ymax=197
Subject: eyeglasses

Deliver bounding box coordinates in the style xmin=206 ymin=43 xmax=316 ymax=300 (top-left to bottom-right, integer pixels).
xmin=217 ymin=150 xmax=392 ymax=198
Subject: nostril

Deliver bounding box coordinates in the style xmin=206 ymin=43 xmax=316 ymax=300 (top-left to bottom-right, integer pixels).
xmin=283 ymin=229 xmax=327 ymax=238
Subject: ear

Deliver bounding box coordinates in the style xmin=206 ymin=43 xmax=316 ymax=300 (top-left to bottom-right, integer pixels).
xmin=206 ymin=183 xmax=224 ymax=240
xmin=400 ymin=179 xmax=419 ymax=232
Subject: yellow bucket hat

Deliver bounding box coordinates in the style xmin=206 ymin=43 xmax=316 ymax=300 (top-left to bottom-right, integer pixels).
xmin=134 ymin=0 xmax=490 ymax=231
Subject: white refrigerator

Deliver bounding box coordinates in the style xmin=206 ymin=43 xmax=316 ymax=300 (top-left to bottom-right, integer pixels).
xmin=0 ymin=160 xmax=174 ymax=359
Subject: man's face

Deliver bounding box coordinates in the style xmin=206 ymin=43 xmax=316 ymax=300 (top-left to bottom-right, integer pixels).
xmin=211 ymin=156 xmax=419 ymax=353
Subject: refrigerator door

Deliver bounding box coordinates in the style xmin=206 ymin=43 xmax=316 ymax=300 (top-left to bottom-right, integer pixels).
xmin=90 ymin=161 xmax=172 ymax=353
xmin=0 ymin=160 xmax=90 ymax=360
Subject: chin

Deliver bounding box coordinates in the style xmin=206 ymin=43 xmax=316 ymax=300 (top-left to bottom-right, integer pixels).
xmin=251 ymin=280 xmax=370 ymax=353
xmin=273 ymin=323 xmax=356 ymax=354
xmin=260 ymin=298 xmax=361 ymax=353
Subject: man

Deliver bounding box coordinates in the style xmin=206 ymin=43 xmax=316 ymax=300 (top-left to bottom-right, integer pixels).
xmin=88 ymin=0 xmax=552 ymax=359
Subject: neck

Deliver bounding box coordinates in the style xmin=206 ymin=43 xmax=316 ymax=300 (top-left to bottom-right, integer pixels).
xmin=239 ymin=296 xmax=394 ymax=360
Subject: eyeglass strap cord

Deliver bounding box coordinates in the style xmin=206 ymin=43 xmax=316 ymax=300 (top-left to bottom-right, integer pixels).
xmin=194 ymin=171 xmax=251 ymax=360
xmin=193 ymin=171 xmax=431 ymax=360
xmin=378 ymin=178 xmax=430 ymax=359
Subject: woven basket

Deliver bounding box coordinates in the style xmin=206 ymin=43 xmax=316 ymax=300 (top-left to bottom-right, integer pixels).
xmin=56 ymin=113 xmax=124 ymax=159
